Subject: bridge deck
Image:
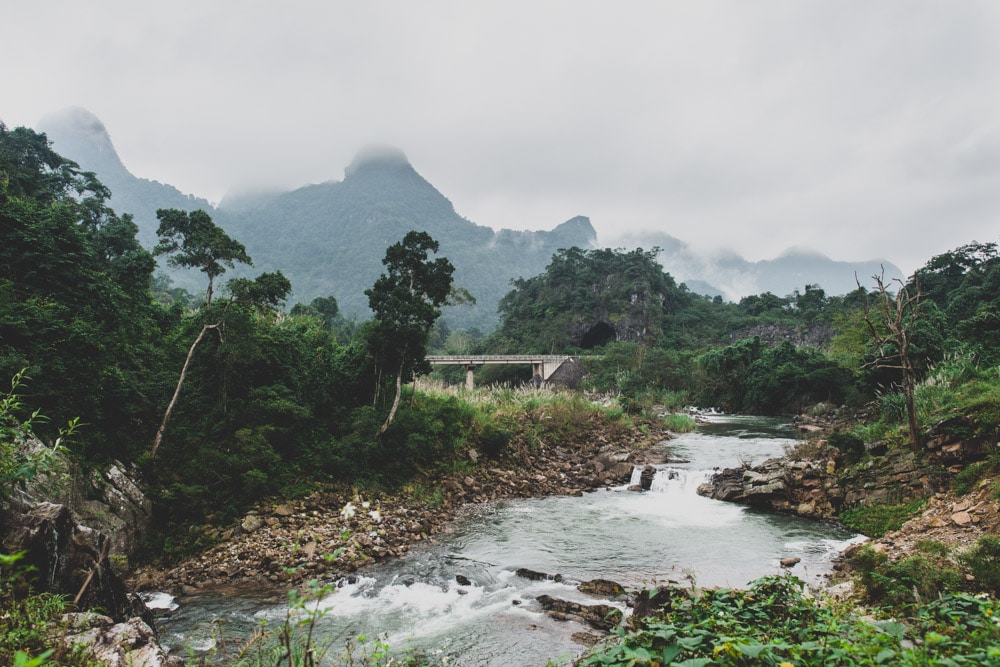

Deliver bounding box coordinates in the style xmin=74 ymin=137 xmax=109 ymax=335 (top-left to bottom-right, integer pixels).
xmin=425 ymin=355 xmax=570 ymax=365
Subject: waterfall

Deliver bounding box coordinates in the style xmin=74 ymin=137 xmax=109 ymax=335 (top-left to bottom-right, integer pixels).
xmin=628 ymin=465 xmax=713 ymax=495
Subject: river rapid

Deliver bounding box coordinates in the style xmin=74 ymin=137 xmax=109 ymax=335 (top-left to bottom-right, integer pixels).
xmin=148 ymin=415 xmax=861 ymax=665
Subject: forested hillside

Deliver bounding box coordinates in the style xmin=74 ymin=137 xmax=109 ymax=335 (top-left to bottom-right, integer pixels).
xmin=39 ymin=108 xmax=905 ymax=330
xmin=38 ymin=109 xmax=597 ymax=330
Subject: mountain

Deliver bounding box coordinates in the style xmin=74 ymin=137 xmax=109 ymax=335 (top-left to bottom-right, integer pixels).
xmin=37 ymin=108 xmax=902 ymax=327
xmin=214 ymin=147 xmax=597 ymax=328
xmin=38 ymin=108 xmax=213 ymax=250
xmin=38 ymin=111 xmax=596 ymax=328
xmin=611 ymin=232 xmax=903 ymax=301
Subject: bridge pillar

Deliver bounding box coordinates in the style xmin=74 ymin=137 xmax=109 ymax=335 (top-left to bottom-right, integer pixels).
xmin=531 ymin=361 xmax=545 ymax=387
xmin=465 ymin=365 xmax=476 ymax=391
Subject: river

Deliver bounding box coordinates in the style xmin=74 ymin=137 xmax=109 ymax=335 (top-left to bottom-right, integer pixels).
xmin=148 ymin=414 xmax=860 ymax=665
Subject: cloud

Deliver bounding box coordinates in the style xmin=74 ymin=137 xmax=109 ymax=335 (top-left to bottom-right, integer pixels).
xmin=3 ymin=1 xmax=998 ymax=275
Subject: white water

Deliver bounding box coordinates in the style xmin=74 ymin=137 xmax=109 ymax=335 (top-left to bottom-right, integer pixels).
xmin=155 ymin=415 xmax=861 ymax=665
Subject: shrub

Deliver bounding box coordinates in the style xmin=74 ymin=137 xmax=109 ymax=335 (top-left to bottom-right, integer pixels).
xmin=850 ymin=543 xmax=963 ymax=608
xmin=662 ymin=413 xmax=696 ymax=433
xmin=839 ymin=498 xmax=927 ymax=537
xmin=828 ymin=430 xmax=865 ymax=464
xmin=958 ymin=534 xmax=1000 ymax=596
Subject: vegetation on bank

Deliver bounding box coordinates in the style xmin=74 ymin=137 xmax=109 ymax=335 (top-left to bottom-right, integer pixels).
xmin=4 ymin=121 xmax=1000 ymax=665
xmin=579 ymin=574 xmax=1000 ymax=666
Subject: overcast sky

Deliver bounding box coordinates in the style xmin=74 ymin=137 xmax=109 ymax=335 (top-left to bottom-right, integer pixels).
xmin=4 ymin=1 xmax=1000 ymax=275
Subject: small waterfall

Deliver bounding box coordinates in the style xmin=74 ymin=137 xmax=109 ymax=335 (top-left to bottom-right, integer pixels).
xmin=629 ymin=465 xmax=713 ymax=495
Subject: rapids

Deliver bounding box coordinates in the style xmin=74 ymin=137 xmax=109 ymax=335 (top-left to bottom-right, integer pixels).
xmin=150 ymin=415 xmax=861 ymax=665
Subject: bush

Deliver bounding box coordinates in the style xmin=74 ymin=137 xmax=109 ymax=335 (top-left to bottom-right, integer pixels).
xmin=958 ymin=534 xmax=1000 ymax=596
xmin=839 ymin=498 xmax=927 ymax=537
xmin=828 ymin=430 xmax=865 ymax=464
xmin=850 ymin=543 xmax=964 ymax=609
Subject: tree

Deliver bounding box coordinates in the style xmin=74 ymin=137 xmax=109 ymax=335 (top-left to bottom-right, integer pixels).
xmin=365 ymin=231 xmax=455 ymax=435
xmin=153 ymin=209 xmax=252 ymax=308
xmin=150 ymin=270 xmax=289 ymax=461
xmin=859 ymin=270 xmax=924 ymax=451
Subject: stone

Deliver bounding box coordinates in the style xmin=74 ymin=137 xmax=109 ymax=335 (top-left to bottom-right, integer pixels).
xmin=241 ymin=513 xmax=264 ymax=533
xmin=274 ymin=504 xmax=295 ymax=517
xmin=536 ymin=595 xmax=622 ymax=632
xmin=639 ymin=466 xmax=656 ymax=491
xmin=516 ymin=567 xmax=562 ymax=582
xmin=951 ymin=511 xmax=973 ymax=526
xmin=2 ymin=502 xmax=149 ymax=624
xmin=780 ymin=556 xmax=801 ymax=568
xmin=60 ymin=613 xmax=181 ymax=667
xmin=578 ymin=579 xmax=626 ymax=598
xmin=456 ymin=574 xmax=472 ymax=586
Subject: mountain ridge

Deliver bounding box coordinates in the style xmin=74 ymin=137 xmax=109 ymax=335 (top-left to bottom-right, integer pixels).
xmin=36 ymin=107 xmax=903 ymax=327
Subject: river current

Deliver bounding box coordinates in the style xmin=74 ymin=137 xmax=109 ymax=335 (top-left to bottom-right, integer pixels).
xmin=148 ymin=414 xmax=861 ymax=665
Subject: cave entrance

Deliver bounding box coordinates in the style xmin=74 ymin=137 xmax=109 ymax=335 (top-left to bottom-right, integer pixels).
xmin=580 ymin=321 xmax=615 ymax=349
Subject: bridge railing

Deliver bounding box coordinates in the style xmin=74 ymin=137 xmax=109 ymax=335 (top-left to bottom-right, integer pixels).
xmin=425 ymin=355 xmax=571 ymax=364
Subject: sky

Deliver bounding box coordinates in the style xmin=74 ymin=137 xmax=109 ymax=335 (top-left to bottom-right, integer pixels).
xmin=4 ymin=1 xmax=1000 ymax=276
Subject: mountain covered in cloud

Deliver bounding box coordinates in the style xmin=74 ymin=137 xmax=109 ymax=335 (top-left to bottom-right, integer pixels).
xmin=38 ymin=107 xmax=902 ymax=329
xmin=37 ymin=109 xmax=596 ymax=329
xmin=610 ymin=231 xmax=903 ymax=302
xmin=39 ymin=108 xmax=214 ymax=250
xmin=213 ymin=146 xmax=598 ymax=328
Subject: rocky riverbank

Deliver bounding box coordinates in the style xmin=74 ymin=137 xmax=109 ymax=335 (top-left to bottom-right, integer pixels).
xmin=697 ymin=410 xmax=999 ymax=577
xmin=131 ymin=422 xmax=670 ymax=595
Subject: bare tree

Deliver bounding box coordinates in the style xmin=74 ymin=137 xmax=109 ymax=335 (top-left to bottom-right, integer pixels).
xmin=858 ymin=269 xmax=923 ymax=452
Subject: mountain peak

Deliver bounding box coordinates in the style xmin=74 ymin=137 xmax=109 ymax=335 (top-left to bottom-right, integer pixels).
xmin=37 ymin=107 xmax=126 ymax=173
xmin=345 ymin=144 xmax=411 ymax=177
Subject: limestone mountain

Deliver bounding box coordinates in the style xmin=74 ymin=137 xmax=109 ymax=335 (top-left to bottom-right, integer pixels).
xmin=612 ymin=231 xmax=903 ymax=301
xmin=38 ymin=108 xmax=213 ymax=250
xmin=214 ymin=146 xmax=597 ymax=328
xmin=37 ymin=111 xmax=596 ymax=329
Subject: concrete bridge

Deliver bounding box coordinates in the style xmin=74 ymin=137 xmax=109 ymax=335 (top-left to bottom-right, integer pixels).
xmin=425 ymin=355 xmax=574 ymax=390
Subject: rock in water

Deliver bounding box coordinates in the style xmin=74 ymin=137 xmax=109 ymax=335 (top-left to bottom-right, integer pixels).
xmin=639 ymin=465 xmax=656 ymax=491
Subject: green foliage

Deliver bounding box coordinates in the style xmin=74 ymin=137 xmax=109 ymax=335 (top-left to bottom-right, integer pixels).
xmin=697 ymin=338 xmax=853 ymax=414
xmin=839 ymin=498 xmax=927 ymax=538
xmin=957 ymin=535 xmax=1000 ymax=596
xmin=850 ymin=543 xmax=964 ymax=608
xmin=1 ymin=123 xmax=162 ymax=462
xmin=829 ymin=430 xmax=866 ymax=464
xmin=581 ymin=573 xmax=1000 ymax=666
xmin=0 ymin=553 xmax=98 ymax=667
xmin=662 ymin=413 xmax=696 ymax=433
xmin=495 ymin=247 xmax=687 ymax=353
xmin=364 ymin=231 xmax=456 ymax=432
xmin=154 ymin=208 xmax=252 ymax=307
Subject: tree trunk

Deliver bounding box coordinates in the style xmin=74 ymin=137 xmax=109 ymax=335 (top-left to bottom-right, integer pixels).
xmin=377 ymin=368 xmax=404 ymax=437
xmin=205 ymin=275 xmax=214 ymax=308
xmin=150 ymin=323 xmax=217 ymax=461
xmin=903 ymin=366 xmax=920 ymax=452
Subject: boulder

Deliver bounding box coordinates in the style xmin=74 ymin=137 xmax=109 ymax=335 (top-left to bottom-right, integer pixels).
xmin=60 ymin=612 xmax=182 ymax=667
xmin=515 ymin=567 xmax=562 ymax=582
xmin=1 ymin=501 xmax=150 ymax=624
xmin=639 ymin=466 xmax=656 ymax=491
xmin=536 ymin=595 xmax=622 ymax=632
xmin=578 ymin=578 xmax=626 ymax=598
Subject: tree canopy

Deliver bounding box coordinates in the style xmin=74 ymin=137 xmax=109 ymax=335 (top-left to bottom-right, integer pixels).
xmin=154 ymin=208 xmax=252 ymax=307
